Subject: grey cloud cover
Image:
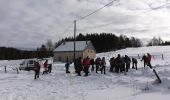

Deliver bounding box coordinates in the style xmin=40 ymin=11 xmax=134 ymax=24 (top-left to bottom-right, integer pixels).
xmin=0 ymin=0 xmax=170 ymax=48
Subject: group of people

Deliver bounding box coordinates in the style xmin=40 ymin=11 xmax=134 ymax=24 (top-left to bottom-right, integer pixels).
xmin=65 ymin=53 xmax=153 ymax=76
xmin=109 ymin=53 xmax=152 ymax=74
xmin=109 ymin=54 xmax=139 ymax=73
xmin=109 ymin=54 xmax=131 ymax=73
xmin=65 ymin=56 xmax=106 ymax=76
xmin=34 ymin=60 xmax=52 ymax=80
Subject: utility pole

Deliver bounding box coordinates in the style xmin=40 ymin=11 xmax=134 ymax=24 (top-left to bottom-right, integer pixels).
xmin=73 ymin=20 xmax=76 ymax=62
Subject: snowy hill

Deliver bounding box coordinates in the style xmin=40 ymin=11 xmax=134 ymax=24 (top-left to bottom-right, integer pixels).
xmin=0 ymin=46 xmax=170 ymax=100
xmin=97 ymin=46 xmax=170 ymax=66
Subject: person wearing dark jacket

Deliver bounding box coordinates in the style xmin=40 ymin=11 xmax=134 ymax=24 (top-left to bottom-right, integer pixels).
xmin=77 ymin=57 xmax=83 ymax=76
xmin=146 ymin=53 xmax=152 ymax=69
xmin=124 ymin=55 xmax=131 ymax=72
xmin=121 ymin=56 xmax=125 ymax=73
xmin=48 ymin=64 xmax=52 ymax=73
xmin=90 ymin=59 xmax=95 ymax=72
xmin=74 ymin=58 xmax=79 ymax=73
xmin=132 ymin=57 xmax=138 ymax=70
xmin=65 ymin=61 xmax=71 ymax=73
xmin=109 ymin=57 xmax=115 ymax=72
xmin=141 ymin=54 xmax=147 ymax=68
xmin=98 ymin=57 xmax=102 ymax=71
xmin=34 ymin=61 xmax=41 ymax=80
xmin=115 ymin=54 xmax=122 ymax=73
xmin=95 ymin=57 xmax=101 ymax=73
xmin=101 ymin=57 xmax=106 ymax=74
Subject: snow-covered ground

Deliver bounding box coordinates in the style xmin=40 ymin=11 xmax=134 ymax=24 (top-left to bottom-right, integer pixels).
xmin=0 ymin=46 xmax=170 ymax=100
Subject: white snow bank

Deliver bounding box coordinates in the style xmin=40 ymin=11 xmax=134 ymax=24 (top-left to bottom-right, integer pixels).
xmin=0 ymin=46 xmax=170 ymax=100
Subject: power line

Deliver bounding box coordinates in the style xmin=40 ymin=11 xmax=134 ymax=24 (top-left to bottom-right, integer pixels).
xmin=55 ymin=0 xmax=169 ymax=43
xmin=55 ymin=22 xmax=73 ymax=42
xmin=77 ymin=0 xmax=117 ymax=21
xmin=58 ymin=0 xmax=116 ymax=38
xmin=84 ymin=21 xmax=115 ymax=29
xmin=61 ymin=22 xmax=74 ymax=37
xmin=77 ymin=2 xmax=170 ymax=31
xmin=67 ymin=0 xmax=168 ymax=36
xmin=63 ymin=0 xmax=167 ymax=34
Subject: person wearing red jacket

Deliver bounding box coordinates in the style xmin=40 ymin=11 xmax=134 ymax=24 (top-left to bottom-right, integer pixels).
xmin=43 ymin=60 xmax=48 ymax=74
xmin=147 ymin=53 xmax=152 ymax=69
xmin=83 ymin=57 xmax=91 ymax=76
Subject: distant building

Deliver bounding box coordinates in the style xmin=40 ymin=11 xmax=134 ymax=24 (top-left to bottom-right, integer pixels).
xmin=53 ymin=41 xmax=96 ymax=62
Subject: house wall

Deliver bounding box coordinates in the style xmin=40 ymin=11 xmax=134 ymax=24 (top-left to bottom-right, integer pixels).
xmin=53 ymin=51 xmax=83 ymax=62
xmin=83 ymin=49 xmax=96 ymax=59
xmin=54 ymin=49 xmax=96 ymax=62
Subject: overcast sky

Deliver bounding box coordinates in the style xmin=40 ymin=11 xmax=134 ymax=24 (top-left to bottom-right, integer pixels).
xmin=1 ymin=0 xmax=170 ymax=48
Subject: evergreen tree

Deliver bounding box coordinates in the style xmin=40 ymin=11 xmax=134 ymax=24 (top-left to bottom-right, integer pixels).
xmin=55 ymin=33 xmax=142 ymax=53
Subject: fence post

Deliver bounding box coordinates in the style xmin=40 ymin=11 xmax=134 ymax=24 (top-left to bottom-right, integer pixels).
xmin=5 ymin=66 xmax=7 ymax=73
xmin=138 ymin=54 xmax=140 ymax=59
xmin=162 ymin=54 xmax=164 ymax=60
xmin=153 ymin=55 xmax=155 ymax=60
xmin=16 ymin=68 xmax=19 ymax=74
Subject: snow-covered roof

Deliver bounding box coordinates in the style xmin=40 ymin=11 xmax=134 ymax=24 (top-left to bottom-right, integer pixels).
xmin=54 ymin=41 xmax=92 ymax=52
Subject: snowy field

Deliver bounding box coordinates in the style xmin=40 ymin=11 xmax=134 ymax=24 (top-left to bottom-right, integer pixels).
xmin=0 ymin=46 xmax=170 ymax=100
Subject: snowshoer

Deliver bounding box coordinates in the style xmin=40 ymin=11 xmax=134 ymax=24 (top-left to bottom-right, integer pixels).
xmin=90 ymin=59 xmax=95 ymax=72
xmin=109 ymin=57 xmax=115 ymax=72
xmin=74 ymin=58 xmax=79 ymax=73
xmin=115 ymin=54 xmax=123 ymax=73
xmin=141 ymin=54 xmax=147 ymax=68
xmin=147 ymin=53 xmax=152 ymax=69
xmin=101 ymin=57 xmax=106 ymax=74
xmin=48 ymin=64 xmax=52 ymax=73
xmin=95 ymin=57 xmax=101 ymax=73
xmin=77 ymin=57 xmax=83 ymax=76
xmin=132 ymin=57 xmax=137 ymax=70
xmin=43 ymin=60 xmax=48 ymax=74
xmin=83 ymin=57 xmax=91 ymax=76
xmin=34 ymin=61 xmax=40 ymax=80
xmin=65 ymin=61 xmax=71 ymax=73
xmin=124 ymin=55 xmax=131 ymax=72
xmin=121 ymin=56 xmax=126 ymax=73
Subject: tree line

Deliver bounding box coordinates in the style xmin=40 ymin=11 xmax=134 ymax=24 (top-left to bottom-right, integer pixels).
xmin=147 ymin=36 xmax=170 ymax=46
xmin=0 ymin=45 xmax=53 ymax=60
xmin=5 ymin=33 xmax=170 ymax=60
xmin=162 ymin=41 xmax=170 ymax=45
xmin=55 ymin=33 xmax=142 ymax=53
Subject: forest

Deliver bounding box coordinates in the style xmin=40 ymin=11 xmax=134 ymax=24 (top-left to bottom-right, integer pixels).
xmin=3 ymin=33 xmax=169 ymax=60
xmin=0 ymin=45 xmax=52 ymax=60
xmin=56 ymin=33 xmax=142 ymax=53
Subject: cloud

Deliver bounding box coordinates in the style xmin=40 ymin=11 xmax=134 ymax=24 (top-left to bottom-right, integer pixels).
xmin=0 ymin=0 xmax=170 ymax=48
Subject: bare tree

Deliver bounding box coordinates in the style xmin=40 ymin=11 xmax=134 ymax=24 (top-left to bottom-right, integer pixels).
xmin=147 ymin=36 xmax=163 ymax=46
xmin=46 ymin=39 xmax=54 ymax=51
